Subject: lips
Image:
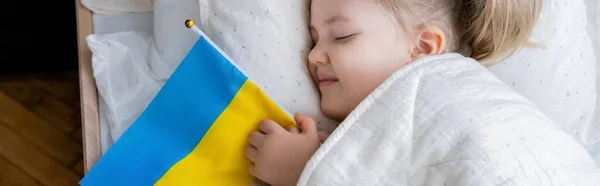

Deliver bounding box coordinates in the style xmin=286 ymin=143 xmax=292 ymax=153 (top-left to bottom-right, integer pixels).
xmin=318 ymin=73 xmax=338 ymax=87
xmin=319 ymin=79 xmax=338 ymax=87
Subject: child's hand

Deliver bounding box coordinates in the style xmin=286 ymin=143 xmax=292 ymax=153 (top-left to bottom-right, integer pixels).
xmin=245 ymin=113 xmax=321 ymax=186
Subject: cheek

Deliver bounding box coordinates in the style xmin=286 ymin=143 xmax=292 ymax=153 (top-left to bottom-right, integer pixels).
xmin=338 ymin=72 xmax=379 ymax=107
xmin=329 ymin=52 xmax=378 ymax=113
xmin=332 ymin=44 xmax=400 ymax=89
xmin=323 ymin=36 xmax=412 ymax=119
xmin=331 ymin=40 xmax=411 ymax=106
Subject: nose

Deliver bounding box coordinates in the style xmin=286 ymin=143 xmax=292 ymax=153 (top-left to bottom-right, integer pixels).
xmin=308 ymin=42 xmax=329 ymax=66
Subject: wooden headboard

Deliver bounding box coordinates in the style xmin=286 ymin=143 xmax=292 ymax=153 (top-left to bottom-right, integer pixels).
xmin=74 ymin=0 xmax=101 ymax=174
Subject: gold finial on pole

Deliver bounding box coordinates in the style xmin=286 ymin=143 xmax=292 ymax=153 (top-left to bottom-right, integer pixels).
xmin=185 ymin=19 xmax=195 ymax=28
xmin=185 ymin=19 xmax=203 ymax=36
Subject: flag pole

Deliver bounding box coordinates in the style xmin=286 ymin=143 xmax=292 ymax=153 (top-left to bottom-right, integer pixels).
xmin=185 ymin=19 xmax=204 ymax=37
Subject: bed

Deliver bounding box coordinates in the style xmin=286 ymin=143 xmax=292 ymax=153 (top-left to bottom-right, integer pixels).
xmin=76 ymin=0 xmax=600 ymax=174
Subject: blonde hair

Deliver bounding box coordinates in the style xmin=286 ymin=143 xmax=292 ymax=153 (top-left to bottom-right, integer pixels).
xmin=377 ymin=0 xmax=541 ymax=64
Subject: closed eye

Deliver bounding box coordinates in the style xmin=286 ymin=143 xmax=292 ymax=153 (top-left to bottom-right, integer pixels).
xmin=335 ymin=34 xmax=355 ymax=42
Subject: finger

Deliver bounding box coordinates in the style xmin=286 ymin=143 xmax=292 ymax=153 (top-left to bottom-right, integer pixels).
xmin=249 ymin=131 xmax=265 ymax=147
xmin=294 ymin=113 xmax=317 ymax=134
xmin=245 ymin=147 xmax=258 ymax=162
xmin=318 ymin=131 xmax=331 ymax=143
xmin=288 ymin=127 xmax=300 ymax=133
xmin=249 ymin=163 xmax=256 ymax=176
xmin=259 ymin=119 xmax=285 ymax=134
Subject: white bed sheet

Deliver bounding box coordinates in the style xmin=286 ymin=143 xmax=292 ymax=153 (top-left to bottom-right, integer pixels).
xmin=91 ymin=12 xmax=154 ymax=154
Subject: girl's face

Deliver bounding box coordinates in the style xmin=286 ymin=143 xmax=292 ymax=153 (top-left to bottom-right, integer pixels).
xmin=309 ymin=0 xmax=415 ymax=121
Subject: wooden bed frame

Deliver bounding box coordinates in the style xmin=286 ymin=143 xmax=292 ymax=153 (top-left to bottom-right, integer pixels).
xmin=75 ymin=0 xmax=101 ymax=174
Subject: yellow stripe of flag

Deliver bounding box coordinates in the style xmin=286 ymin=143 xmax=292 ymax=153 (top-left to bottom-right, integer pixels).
xmin=156 ymin=80 xmax=296 ymax=186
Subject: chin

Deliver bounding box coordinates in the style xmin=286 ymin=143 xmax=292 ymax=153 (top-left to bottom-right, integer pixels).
xmin=320 ymin=100 xmax=346 ymax=122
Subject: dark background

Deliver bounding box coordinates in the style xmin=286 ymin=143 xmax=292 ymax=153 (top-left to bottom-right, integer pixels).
xmin=0 ymin=1 xmax=79 ymax=75
xmin=0 ymin=1 xmax=85 ymax=183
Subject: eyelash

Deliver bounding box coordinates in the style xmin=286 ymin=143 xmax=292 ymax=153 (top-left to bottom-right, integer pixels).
xmin=335 ymin=34 xmax=354 ymax=42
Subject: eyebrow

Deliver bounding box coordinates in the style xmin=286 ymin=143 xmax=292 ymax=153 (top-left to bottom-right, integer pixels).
xmin=325 ymin=15 xmax=350 ymax=24
xmin=310 ymin=15 xmax=350 ymax=30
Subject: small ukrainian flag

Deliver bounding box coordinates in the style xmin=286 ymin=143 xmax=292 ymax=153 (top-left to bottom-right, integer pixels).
xmin=80 ymin=19 xmax=296 ymax=186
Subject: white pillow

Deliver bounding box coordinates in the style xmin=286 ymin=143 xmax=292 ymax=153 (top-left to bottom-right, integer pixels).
xmin=197 ymin=0 xmax=339 ymax=132
xmin=151 ymin=0 xmax=201 ymax=80
xmin=87 ymin=31 xmax=164 ymax=153
xmin=488 ymin=0 xmax=599 ymax=147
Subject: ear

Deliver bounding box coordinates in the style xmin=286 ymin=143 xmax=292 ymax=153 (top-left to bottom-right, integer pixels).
xmin=411 ymin=25 xmax=446 ymax=60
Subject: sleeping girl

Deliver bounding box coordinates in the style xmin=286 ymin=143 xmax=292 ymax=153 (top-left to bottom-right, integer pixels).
xmin=245 ymin=0 xmax=600 ymax=185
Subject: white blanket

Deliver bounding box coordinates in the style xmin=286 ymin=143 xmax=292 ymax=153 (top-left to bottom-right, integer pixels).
xmin=298 ymin=53 xmax=600 ymax=185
